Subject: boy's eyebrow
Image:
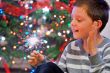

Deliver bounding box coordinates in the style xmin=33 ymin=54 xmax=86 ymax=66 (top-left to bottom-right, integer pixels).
xmin=71 ymin=14 xmax=83 ymax=19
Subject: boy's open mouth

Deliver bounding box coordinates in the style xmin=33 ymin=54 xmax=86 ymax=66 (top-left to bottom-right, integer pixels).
xmin=75 ymin=30 xmax=79 ymax=32
xmin=73 ymin=29 xmax=79 ymax=32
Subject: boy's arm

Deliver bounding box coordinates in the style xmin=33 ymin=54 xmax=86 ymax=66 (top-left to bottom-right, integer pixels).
xmin=89 ymin=45 xmax=110 ymax=73
xmin=31 ymin=55 xmax=49 ymax=68
xmin=57 ymin=43 xmax=71 ymax=73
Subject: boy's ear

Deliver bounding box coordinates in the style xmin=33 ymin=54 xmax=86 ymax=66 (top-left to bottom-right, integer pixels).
xmin=93 ymin=20 xmax=102 ymax=29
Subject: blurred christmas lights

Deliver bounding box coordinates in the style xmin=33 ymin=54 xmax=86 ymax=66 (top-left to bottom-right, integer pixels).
xmin=0 ymin=0 xmax=73 ymax=70
xmin=42 ymin=7 xmax=50 ymax=13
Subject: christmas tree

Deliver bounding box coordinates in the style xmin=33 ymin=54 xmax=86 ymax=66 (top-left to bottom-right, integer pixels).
xmin=0 ymin=0 xmax=75 ymax=71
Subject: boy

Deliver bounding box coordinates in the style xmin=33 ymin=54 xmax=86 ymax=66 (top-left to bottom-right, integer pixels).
xmin=28 ymin=0 xmax=110 ymax=73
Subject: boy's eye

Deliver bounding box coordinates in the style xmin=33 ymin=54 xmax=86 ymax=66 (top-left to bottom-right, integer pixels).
xmin=77 ymin=19 xmax=82 ymax=22
xmin=71 ymin=17 xmax=82 ymax=23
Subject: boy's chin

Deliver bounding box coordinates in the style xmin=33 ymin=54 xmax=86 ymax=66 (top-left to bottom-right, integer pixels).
xmin=73 ymin=35 xmax=81 ymax=39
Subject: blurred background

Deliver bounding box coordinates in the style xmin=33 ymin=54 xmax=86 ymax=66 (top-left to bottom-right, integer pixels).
xmin=101 ymin=0 xmax=110 ymax=39
xmin=0 ymin=0 xmax=74 ymax=73
xmin=0 ymin=0 xmax=110 ymax=73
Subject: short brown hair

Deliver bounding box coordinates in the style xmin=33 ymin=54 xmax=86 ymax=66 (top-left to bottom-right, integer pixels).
xmin=74 ymin=0 xmax=109 ymax=32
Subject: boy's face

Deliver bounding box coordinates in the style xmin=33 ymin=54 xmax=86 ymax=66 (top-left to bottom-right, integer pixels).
xmin=71 ymin=6 xmax=96 ymax=39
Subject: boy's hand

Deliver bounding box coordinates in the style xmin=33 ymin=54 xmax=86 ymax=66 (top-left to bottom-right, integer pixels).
xmin=86 ymin=25 xmax=98 ymax=56
xmin=28 ymin=50 xmax=44 ymax=66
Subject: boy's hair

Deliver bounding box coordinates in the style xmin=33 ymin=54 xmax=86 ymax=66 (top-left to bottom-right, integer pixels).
xmin=74 ymin=0 xmax=109 ymax=32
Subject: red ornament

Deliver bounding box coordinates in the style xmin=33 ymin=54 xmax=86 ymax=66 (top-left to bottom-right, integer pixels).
xmin=3 ymin=63 xmax=11 ymax=73
xmin=19 ymin=29 xmax=23 ymax=33
xmin=1 ymin=57 xmax=11 ymax=73
xmin=2 ymin=14 xmax=7 ymax=20
xmin=68 ymin=0 xmax=76 ymax=12
xmin=55 ymin=1 xmax=72 ymax=13
xmin=59 ymin=42 xmax=68 ymax=52
xmin=1 ymin=1 xmax=74 ymax=17
xmin=70 ymin=0 xmax=76 ymax=3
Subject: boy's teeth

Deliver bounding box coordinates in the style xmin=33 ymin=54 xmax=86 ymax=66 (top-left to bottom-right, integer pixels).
xmin=75 ymin=30 xmax=79 ymax=32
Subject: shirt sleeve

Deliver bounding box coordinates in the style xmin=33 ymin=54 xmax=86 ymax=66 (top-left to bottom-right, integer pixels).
xmin=57 ymin=43 xmax=71 ymax=73
xmin=89 ymin=43 xmax=110 ymax=73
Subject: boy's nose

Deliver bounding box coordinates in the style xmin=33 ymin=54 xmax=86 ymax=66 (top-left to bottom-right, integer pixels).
xmin=71 ymin=20 xmax=77 ymax=27
xmin=71 ymin=18 xmax=78 ymax=24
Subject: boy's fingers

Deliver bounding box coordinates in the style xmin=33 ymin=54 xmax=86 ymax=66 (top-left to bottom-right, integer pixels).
xmin=89 ymin=26 xmax=97 ymax=39
xmin=30 ymin=51 xmax=39 ymax=58
xmin=29 ymin=56 xmax=36 ymax=60
xmin=30 ymin=52 xmax=37 ymax=56
xmin=28 ymin=59 xmax=38 ymax=66
xmin=32 ymin=50 xmax=40 ymax=56
xmin=28 ymin=59 xmax=33 ymax=63
xmin=32 ymin=50 xmax=43 ymax=57
xmin=29 ymin=54 xmax=41 ymax=61
xmin=33 ymin=50 xmax=38 ymax=54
